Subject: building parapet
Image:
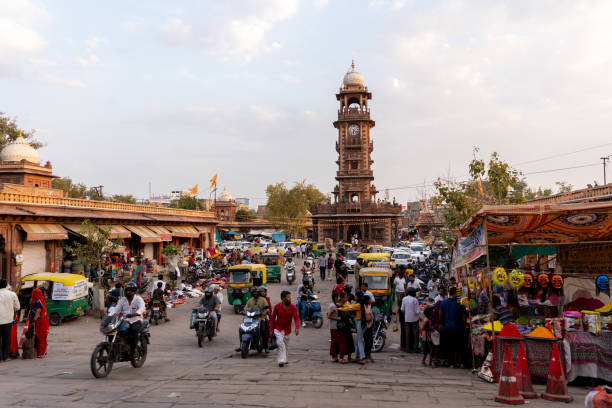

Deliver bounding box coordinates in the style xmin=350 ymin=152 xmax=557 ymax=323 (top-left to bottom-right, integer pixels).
xmin=310 ymin=202 xmax=402 ymax=216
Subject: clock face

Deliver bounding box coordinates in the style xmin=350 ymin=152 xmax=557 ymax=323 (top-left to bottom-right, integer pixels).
xmin=348 ymin=124 xmax=360 ymax=136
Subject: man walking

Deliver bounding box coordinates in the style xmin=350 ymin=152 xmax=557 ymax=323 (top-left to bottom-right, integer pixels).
xmin=0 ymin=279 xmax=19 ymax=362
xmin=401 ymin=287 xmax=421 ymax=353
xmin=318 ymin=254 xmax=327 ymax=281
xmin=440 ymin=287 xmax=467 ymax=368
xmin=271 ymin=291 xmax=300 ymax=367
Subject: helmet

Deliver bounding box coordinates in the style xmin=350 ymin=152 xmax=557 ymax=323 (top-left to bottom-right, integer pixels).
xmin=125 ymin=282 xmax=137 ymax=293
xmin=250 ymin=286 xmax=259 ymax=293
xmin=259 ymin=285 xmax=267 ymax=293
xmin=204 ymin=286 xmax=213 ymax=294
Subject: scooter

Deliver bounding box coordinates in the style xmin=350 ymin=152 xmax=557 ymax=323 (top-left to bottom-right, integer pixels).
xmin=148 ymin=300 xmax=164 ymax=325
xmin=238 ymin=308 xmax=267 ymax=358
xmin=300 ymin=293 xmax=323 ymax=328
xmin=285 ymin=265 xmax=296 ymax=284
xmin=302 ymin=269 xmax=315 ymax=289
xmin=371 ymin=312 xmax=389 ymax=353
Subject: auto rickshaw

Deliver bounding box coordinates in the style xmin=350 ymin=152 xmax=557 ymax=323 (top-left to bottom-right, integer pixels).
xmin=290 ymin=239 xmax=307 ymax=246
xmin=226 ymin=264 xmax=267 ymax=314
xmin=357 ymin=268 xmax=394 ymax=317
xmin=366 ymin=245 xmax=384 ymax=253
xmin=260 ymin=253 xmax=282 ymax=283
xmin=310 ymin=242 xmax=326 ymax=257
xmin=357 ymin=253 xmax=394 ymax=269
xmin=17 ymin=272 xmax=89 ymax=326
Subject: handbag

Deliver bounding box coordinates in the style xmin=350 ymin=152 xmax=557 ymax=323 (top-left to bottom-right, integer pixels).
xmin=431 ymin=329 xmax=440 ymax=346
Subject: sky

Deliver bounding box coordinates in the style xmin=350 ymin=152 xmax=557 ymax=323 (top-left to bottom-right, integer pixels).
xmin=3 ymin=0 xmax=612 ymax=207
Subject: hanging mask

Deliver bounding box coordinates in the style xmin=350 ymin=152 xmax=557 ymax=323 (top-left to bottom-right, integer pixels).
xmin=537 ymin=273 xmax=549 ymax=288
xmin=493 ymin=267 xmax=507 ymax=286
xmin=523 ymin=273 xmax=534 ymax=289
xmin=551 ymin=274 xmax=564 ymax=290
xmin=509 ymin=269 xmax=524 ymax=289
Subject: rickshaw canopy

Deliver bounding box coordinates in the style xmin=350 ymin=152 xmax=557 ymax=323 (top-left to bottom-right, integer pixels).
xmin=19 ymin=272 xmax=88 ymax=301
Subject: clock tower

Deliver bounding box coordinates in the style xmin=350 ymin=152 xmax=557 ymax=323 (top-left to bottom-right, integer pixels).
xmin=333 ymin=60 xmax=378 ymax=204
xmin=310 ymin=61 xmax=401 ymax=247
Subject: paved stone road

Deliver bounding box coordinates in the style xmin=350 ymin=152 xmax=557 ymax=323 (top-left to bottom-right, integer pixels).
xmin=0 ymin=261 xmax=588 ymax=407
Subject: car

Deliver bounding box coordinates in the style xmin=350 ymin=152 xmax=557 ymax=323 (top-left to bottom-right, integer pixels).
xmin=409 ymin=242 xmax=431 ymax=259
xmin=343 ymin=251 xmax=360 ymax=273
xmin=391 ymin=251 xmax=413 ymax=268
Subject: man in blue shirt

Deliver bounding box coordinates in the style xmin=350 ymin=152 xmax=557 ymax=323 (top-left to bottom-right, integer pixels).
xmin=439 ymin=287 xmax=467 ymax=368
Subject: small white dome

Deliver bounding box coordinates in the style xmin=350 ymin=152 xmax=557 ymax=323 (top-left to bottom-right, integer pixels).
xmin=0 ymin=136 xmax=39 ymax=163
xmin=220 ymin=187 xmax=233 ymax=201
xmin=343 ymin=60 xmax=365 ymax=87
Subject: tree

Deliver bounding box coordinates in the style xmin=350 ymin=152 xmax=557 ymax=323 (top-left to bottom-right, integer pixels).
xmin=0 ymin=112 xmax=43 ymax=151
xmin=265 ymin=180 xmax=327 ymax=236
xmin=168 ymin=196 xmax=205 ymax=210
xmin=52 ymin=177 xmax=88 ymax=198
xmin=112 ymin=194 xmax=137 ymax=204
xmin=555 ymin=181 xmax=573 ymax=193
xmin=235 ymin=207 xmax=256 ymax=222
xmin=64 ymin=220 xmax=120 ymax=282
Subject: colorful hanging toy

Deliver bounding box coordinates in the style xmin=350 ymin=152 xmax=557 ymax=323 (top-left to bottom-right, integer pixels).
xmin=523 ymin=273 xmax=534 ymax=288
xmin=493 ymin=267 xmax=507 ymax=286
xmin=509 ymin=269 xmax=524 ymax=288
xmin=468 ymin=277 xmax=475 ymax=292
xmin=596 ymin=275 xmax=609 ymax=291
xmin=551 ymin=274 xmax=564 ymax=289
xmin=537 ymin=273 xmax=549 ymax=288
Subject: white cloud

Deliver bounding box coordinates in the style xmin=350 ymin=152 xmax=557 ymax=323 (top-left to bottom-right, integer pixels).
xmin=280 ymin=74 xmax=301 ymax=84
xmin=76 ymin=36 xmax=105 ymax=68
xmin=39 ymin=73 xmax=86 ymax=88
xmin=160 ymin=17 xmax=192 ymax=46
xmin=313 ymin=0 xmax=328 ymax=9
xmin=29 ymin=57 xmax=56 ymax=67
xmin=249 ymin=105 xmax=281 ymax=122
xmin=122 ymin=20 xmax=146 ymax=31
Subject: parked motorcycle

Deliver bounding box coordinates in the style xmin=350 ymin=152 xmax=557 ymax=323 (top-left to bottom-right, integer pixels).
xmin=148 ymin=300 xmax=164 ymax=325
xmin=301 ymin=293 xmax=323 ymax=328
xmin=285 ymin=265 xmax=296 ymax=284
xmin=90 ymin=314 xmax=150 ymax=378
xmin=371 ymin=313 xmax=389 ymax=353
xmin=238 ymin=308 xmax=267 ymax=358
xmin=193 ymin=307 xmax=215 ymax=347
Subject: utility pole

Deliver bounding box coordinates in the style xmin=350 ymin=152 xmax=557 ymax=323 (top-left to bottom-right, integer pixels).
xmin=601 ymin=156 xmax=610 ymax=185
xmin=92 ymin=185 xmax=104 ymax=199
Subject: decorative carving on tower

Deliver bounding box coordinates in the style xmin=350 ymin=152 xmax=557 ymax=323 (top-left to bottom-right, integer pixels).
xmin=333 ymin=60 xmax=378 ymax=204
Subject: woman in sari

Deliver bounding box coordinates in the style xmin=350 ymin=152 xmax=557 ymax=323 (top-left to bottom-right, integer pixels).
xmin=29 ymin=288 xmax=49 ymax=358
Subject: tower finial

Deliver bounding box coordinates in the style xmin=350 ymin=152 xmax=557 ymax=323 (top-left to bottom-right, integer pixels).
xmin=351 ymin=59 xmax=355 ymax=70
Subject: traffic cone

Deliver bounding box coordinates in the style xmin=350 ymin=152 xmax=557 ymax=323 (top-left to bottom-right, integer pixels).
xmin=541 ymin=343 xmax=573 ymax=403
xmin=515 ymin=342 xmax=537 ymax=399
xmin=494 ymin=344 xmax=525 ymax=405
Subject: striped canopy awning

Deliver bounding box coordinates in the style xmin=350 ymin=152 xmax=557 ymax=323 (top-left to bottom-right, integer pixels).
xmin=124 ymin=225 xmax=161 ymax=243
xmin=165 ymin=225 xmax=199 ymax=238
xmin=19 ymin=224 xmax=68 ymax=241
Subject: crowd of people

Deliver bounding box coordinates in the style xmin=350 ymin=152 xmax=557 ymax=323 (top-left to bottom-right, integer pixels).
xmin=0 ymin=279 xmax=49 ymax=361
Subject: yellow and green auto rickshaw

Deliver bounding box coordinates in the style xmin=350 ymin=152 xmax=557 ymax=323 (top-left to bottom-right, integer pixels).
xmin=357 ymin=268 xmax=394 ymax=317
xmin=309 ymin=242 xmax=327 ymax=257
xmin=227 ymin=264 xmax=267 ymax=314
xmin=17 ymin=272 xmax=89 ymax=326
xmin=260 ymin=253 xmax=282 ymax=283
xmin=357 ymin=253 xmax=393 ymax=269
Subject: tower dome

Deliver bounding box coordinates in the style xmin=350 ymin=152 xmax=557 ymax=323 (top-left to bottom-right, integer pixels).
xmin=219 ymin=187 xmax=233 ymax=201
xmin=0 ymin=135 xmax=39 ymax=163
xmin=343 ymin=60 xmax=365 ymax=87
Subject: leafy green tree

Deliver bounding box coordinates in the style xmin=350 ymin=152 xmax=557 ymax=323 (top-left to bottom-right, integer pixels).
xmin=64 ymin=220 xmax=120 ymax=282
xmin=112 ymin=194 xmax=137 ymax=204
xmin=168 ymin=196 xmax=205 ymax=210
xmin=555 ymin=181 xmax=573 ymax=193
xmin=235 ymin=207 xmax=256 ymax=222
xmin=0 ymin=112 xmax=43 ymax=150
xmin=265 ymin=180 xmax=327 ymax=236
xmin=52 ymin=177 xmax=88 ymax=198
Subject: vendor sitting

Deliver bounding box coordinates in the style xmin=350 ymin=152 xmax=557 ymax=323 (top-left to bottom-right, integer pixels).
xmin=492 ymin=295 xmax=514 ymax=325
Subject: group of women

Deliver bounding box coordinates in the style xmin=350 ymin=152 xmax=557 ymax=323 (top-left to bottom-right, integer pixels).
xmin=6 ymin=288 xmax=49 ymax=360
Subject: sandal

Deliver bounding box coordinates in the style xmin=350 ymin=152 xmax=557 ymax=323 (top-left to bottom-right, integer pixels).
xmin=331 ymin=358 xmax=339 ymax=363
xmin=339 ymin=359 xmax=348 ymax=364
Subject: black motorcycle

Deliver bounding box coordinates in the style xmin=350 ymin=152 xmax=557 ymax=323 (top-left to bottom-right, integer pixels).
xmin=371 ymin=312 xmax=389 ymax=353
xmin=239 ymin=308 xmax=267 ymax=359
xmin=90 ymin=314 xmax=150 ymax=378
xmin=148 ymin=299 xmax=164 ymax=325
xmin=193 ymin=307 xmax=215 ymax=347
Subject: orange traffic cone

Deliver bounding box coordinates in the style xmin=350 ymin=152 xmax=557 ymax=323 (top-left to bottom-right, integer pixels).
xmin=541 ymin=343 xmax=573 ymax=403
xmin=494 ymin=344 xmax=525 ymax=405
xmin=515 ymin=342 xmax=537 ymax=399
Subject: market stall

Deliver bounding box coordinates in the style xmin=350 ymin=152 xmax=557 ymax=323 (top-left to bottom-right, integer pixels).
xmin=454 ymin=202 xmax=612 ymax=384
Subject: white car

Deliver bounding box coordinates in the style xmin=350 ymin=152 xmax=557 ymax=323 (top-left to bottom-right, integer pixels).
xmin=409 ymin=242 xmax=431 ymax=260
xmin=343 ymin=251 xmax=360 ymax=273
xmin=391 ymin=251 xmax=413 ymax=268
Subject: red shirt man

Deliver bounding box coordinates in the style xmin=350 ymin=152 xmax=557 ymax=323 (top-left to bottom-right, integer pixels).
xmin=271 ymin=291 xmax=300 ymax=367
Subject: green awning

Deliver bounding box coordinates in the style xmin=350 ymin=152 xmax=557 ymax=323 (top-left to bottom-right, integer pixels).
xmin=226 ymin=231 xmax=241 ymax=236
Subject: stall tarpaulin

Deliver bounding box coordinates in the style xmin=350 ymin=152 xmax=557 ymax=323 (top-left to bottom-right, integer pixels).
xmin=454 ymin=224 xmax=486 ymax=268
xmin=124 ymin=225 xmax=162 ymax=243
xmin=19 ymin=224 xmax=68 ymax=241
xmin=164 ymin=225 xmax=199 ymax=238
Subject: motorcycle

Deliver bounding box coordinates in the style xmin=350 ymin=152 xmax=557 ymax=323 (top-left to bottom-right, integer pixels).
xmin=371 ymin=313 xmax=389 ymax=353
xmin=238 ymin=308 xmax=267 ymax=359
xmin=90 ymin=314 xmax=150 ymax=378
xmin=148 ymin=300 xmax=164 ymax=325
xmin=285 ymin=265 xmax=296 ymax=284
xmin=300 ymin=293 xmax=323 ymax=328
xmin=193 ymin=307 xmax=215 ymax=347
xmin=302 ymin=269 xmax=315 ymax=289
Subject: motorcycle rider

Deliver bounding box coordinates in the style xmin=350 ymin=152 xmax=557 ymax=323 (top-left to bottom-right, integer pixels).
xmin=150 ymin=281 xmax=170 ymax=322
xmin=198 ymin=286 xmax=220 ymax=335
xmin=150 ymin=274 xmax=166 ymax=296
xmin=243 ymin=286 xmax=270 ymax=352
xmin=298 ymin=280 xmax=313 ymax=327
xmin=213 ymin=285 xmax=223 ymax=332
xmin=285 ymin=257 xmax=296 ymax=273
xmin=114 ymin=281 xmax=146 ymax=354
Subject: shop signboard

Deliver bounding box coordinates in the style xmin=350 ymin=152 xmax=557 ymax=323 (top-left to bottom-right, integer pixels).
xmin=454 ymin=224 xmax=486 ymax=268
xmin=159 ymin=234 xmax=172 ymax=242
xmin=52 ymin=279 xmax=88 ymax=300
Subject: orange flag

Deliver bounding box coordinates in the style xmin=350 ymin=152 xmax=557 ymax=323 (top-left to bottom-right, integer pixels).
xmin=188 ymin=184 xmax=198 ymax=196
xmin=209 ymin=173 xmax=218 ymax=190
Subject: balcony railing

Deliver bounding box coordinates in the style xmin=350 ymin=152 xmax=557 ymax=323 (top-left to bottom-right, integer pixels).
xmin=0 ymin=192 xmax=215 ymax=218
xmin=311 ymin=202 xmax=402 ymax=215
xmin=336 ymin=170 xmax=373 ymax=177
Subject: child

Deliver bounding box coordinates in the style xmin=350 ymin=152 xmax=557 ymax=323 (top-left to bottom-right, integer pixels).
xmin=421 ymin=307 xmax=434 ymax=367
xmin=22 ymin=328 xmax=36 ymax=360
